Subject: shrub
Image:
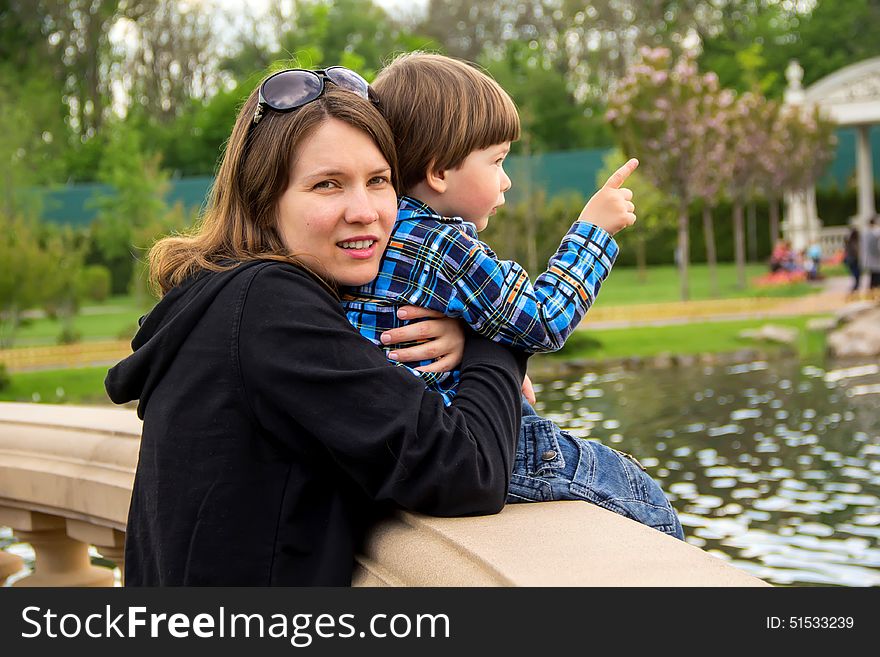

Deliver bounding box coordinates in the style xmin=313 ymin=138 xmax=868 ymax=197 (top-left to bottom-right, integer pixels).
xmin=117 ymin=323 xmax=140 ymax=341
xmin=79 ymin=265 xmax=112 ymax=303
xmin=57 ymin=327 xmax=82 ymax=345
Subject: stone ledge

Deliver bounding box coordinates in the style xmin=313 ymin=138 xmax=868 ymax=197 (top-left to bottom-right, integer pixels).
xmin=355 ymin=503 xmax=766 ymax=586
xmin=0 ymin=402 xmax=768 ymax=586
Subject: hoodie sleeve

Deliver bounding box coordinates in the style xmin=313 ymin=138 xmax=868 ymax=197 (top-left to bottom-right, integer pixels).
xmin=236 ymin=264 xmax=528 ymax=517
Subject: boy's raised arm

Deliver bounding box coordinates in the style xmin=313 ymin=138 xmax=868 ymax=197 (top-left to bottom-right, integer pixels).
xmin=441 ymin=222 xmax=617 ymax=351
xmin=423 ymin=159 xmax=639 ymax=353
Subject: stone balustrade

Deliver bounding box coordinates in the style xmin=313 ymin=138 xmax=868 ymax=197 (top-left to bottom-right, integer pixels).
xmin=0 ymin=402 xmax=768 ymax=587
xmin=818 ymin=225 xmax=851 ymax=256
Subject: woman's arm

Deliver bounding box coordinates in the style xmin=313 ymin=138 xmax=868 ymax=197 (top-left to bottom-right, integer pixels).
xmin=237 ymin=264 xmax=527 ymax=516
xmin=384 ymin=309 xmax=534 ymax=399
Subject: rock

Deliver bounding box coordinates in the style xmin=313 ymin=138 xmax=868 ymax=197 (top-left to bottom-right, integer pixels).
xmin=827 ymin=307 xmax=880 ymax=358
xmin=806 ymin=317 xmax=839 ymax=332
xmin=731 ymin=349 xmax=760 ymax=363
xmin=652 ymin=352 xmax=675 ymax=368
xmin=625 ymin=356 xmax=644 ymax=369
xmin=675 ymin=353 xmax=697 ymax=367
xmin=835 ymin=301 xmax=877 ymax=325
xmin=738 ymin=324 xmax=799 ymax=345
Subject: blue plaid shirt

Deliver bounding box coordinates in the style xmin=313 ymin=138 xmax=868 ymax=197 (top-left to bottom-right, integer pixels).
xmin=341 ymin=195 xmax=618 ymax=405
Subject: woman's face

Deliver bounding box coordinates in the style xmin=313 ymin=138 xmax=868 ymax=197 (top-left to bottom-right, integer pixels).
xmin=277 ymin=118 xmax=397 ymax=287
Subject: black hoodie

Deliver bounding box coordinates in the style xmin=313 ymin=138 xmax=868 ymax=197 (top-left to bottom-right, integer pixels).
xmin=106 ymin=260 xmax=527 ymax=585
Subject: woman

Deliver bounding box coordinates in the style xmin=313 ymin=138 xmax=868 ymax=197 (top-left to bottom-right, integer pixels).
xmin=105 ymin=69 xmax=527 ymax=585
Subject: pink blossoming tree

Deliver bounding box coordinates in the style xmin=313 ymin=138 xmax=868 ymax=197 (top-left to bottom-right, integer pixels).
xmin=607 ymin=47 xmax=728 ymax=301
xmin=725 ymin=91 xmax=780 ymax=289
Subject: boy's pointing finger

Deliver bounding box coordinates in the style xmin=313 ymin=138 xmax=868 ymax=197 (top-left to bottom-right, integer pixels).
xmin=604 ymin=158 xmax=639 ymax=189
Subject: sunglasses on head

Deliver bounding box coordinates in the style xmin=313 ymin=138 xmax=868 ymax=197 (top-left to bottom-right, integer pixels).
xmin=252 ymin=66 xmax=376 ymax=125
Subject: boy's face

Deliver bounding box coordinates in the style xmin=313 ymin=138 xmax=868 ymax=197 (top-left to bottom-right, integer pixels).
xmin=437 ymin=142 xmax=511 ymax=231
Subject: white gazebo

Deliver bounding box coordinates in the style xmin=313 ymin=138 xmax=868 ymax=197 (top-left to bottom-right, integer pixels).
xmin=783 ymin=57 xmax=880 ymax=254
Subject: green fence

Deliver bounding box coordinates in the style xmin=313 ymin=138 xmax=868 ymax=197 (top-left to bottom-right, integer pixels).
xmin=34 ymin=126 xmax=880 ymax=227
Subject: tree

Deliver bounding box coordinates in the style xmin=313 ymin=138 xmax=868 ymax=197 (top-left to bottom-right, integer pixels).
xmin=0 ymin=7 xmax=69 ymax=210
xmin=221 ymin=0 xmax=433 ymax=83
xmin=770 ymin=104 xmax=837 ymax=247
xmin=421 ymin=1 xmax=711 ymax=88
xmin=89 ymin=121 xmax=170 ymax=294
xmin=0 ymin=218 xmax=54 ymax=348
xmin=0 ymin=82 xmax=45 ymax=219
xmin=596 ymin=149 xmax=676 ymax=284
xmin=129 ymin=201 xmax=192 ymax=304
xmin=116 ymin=0 xmax=219 ymax=124
xmin=790 ymin=0 xmax=880 ymax=87
xmin=753 ymin=101 xmax=790 ymax=246
xmin=725 ymin=90 xmax=778 ymax=288
xmin=484 ymin=39 xmax=612 ymax=153
xmin=41 ymin=226 xmax=89 ymax=344
xmin=689 ymin=79 xmax=736 ymax=297
xmin=697 ymin=1 xmax=801 ymax=98
xmin=28 ymin=0 xmax=156 ymax=137
xmin=145 ymin=86 xmax=247 ymax=176
xmin=607 ymin=47 xmax=720 ymax=300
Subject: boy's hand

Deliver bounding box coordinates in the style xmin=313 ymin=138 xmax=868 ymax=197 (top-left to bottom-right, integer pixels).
xmin=521 ymin=374 xmax=536 ymax=406
xmin=380 ymin=306 xmax=465 ymax=373
xmin=578 ymin=157 xmax=638 ymax=235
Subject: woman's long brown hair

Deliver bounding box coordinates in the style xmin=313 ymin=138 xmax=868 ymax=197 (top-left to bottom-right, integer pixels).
xmin=149 ymin=82 xmax=398 ymax=296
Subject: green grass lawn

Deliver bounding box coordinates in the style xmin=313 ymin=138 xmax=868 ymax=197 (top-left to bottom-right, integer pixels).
xmin=1 ymin=315 xmax=832 ymax=405
xmin=11 ymin=295 xmax=148 ymax=347
xmin=597 ymin=263 xmax=825 ymax=306
xmin=0 ymin=366 xmax=113 ymax=405
xmin=2 ymin=263 xmax=834 ymax=349
xmin=553 ymin=315 xmax=829 ymax=362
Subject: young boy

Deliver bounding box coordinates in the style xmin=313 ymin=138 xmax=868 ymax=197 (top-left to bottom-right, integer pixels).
xmin=342 ymin=52 xmax=683 ymax=539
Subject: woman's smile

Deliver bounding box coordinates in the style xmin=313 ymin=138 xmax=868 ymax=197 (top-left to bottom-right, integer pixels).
xmin=336 ymin=234 xmax=380 ymax=259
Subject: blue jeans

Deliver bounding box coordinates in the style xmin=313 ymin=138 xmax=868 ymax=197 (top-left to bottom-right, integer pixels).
xmin=508 ymin=401 xmax=685 ymax=540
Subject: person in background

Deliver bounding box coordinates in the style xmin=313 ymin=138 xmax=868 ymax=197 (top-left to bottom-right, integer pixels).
xmin=769 ymin=239 xmax=787 ymax=273
xmin=806 ymin=242 xmax=822 ymax=281
xmin=843 ymin=227 xmax=861 ymax=298
xmin=866 ymin=216 xmax=880 ymax=299
xmin=770 ymin=239 xmax=797 ymax=274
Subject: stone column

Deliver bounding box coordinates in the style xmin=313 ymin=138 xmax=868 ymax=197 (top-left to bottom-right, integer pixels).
xmin=0 ymin=509 xmax=114 ymax=587
xmin=67 ymin=519 xmax=125 ymax=586
xmin=855 ymin=124 xmax=876 ymax=271
xmin=0 ymin=548 xmax=24 ymax=585
xmin=856 ymin=124 xmax=877 ymax=222
xmin=784 ymin=189 xmax=820 ymax=252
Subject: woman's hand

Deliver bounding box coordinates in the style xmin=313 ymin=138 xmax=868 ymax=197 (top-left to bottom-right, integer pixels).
xmin=379 ymin=305 xmax=465 ymax=372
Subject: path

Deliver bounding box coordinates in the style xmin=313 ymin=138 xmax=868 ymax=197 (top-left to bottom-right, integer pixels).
xmin=0 ymin=278 xmax=867 ymax=372
xmin=581 ymin=276 xmax=856 ymax=330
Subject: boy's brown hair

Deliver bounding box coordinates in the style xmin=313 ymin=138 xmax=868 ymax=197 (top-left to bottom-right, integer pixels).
xmin=373 ymin=52 xmax=520 ymax=193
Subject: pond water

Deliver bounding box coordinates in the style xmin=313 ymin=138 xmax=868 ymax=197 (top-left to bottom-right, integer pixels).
xmin=530 ymin=356 xmax=880 ymax=587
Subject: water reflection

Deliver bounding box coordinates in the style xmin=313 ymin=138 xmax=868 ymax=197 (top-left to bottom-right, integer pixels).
xmin=531 ymin=356 xmax=880 ymax=587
